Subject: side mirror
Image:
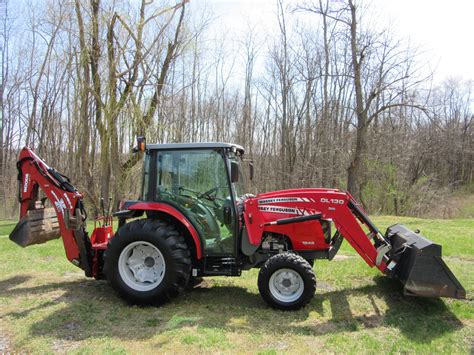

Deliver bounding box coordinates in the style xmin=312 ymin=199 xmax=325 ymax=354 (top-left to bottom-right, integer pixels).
xmin=133 ymin=136 xmax=146 ymax=153
xmin=249 ymin=161 xmax=254 ymax=181
xmin=230 ymin=161 xmax=239 ymax=183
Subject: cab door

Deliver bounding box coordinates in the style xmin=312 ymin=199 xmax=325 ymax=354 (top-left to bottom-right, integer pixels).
xmin=149 ymin=149 xmax=237 ymax=257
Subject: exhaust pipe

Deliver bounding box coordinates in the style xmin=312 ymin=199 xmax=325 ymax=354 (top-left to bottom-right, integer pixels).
xmin=386 ymin=224 xmax=466 ymax=299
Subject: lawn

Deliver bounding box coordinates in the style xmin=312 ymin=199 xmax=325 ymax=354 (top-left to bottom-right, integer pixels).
xmin=0 ymin=216 xmax=473 ymax=353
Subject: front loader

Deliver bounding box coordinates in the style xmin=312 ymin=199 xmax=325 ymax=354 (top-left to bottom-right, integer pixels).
xmin=9 ymin=141 xmax=466 ymax=310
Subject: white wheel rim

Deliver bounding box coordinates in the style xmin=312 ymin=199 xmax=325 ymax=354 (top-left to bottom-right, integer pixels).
xmin=118 ymin=241 xmax=166 ymax=292
xmin=269 ymin=268 xmax=304 ymax=303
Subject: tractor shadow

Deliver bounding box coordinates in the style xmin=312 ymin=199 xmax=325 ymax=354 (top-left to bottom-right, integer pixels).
xmin=187 ymin=277 xmax=464 ymax=343
xmin=0 ymin=274 xmax=465 ymax=344
xmin=308 ymin=277 xmax=465 ymax=342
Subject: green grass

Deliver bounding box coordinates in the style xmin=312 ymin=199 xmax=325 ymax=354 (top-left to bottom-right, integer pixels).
xmin=0 ymin=220 xmax=18 ymax=236
xmin=0 ymin=216 xmax=473 ymax=353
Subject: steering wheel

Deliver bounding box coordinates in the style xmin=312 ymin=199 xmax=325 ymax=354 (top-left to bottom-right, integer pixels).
xmin=197 ymin=186 xmax=220 ymax=201
xmin=177 ymin=186 xmax=219 ymax=208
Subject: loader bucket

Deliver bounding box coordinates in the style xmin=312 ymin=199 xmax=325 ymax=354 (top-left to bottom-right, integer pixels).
xmin=9 ymin=208 xmax=61 ymax=247
xmin=386 ymin=224 xmax=466 ymax=299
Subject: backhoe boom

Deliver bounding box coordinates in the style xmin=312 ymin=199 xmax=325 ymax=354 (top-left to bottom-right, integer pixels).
xmin=10 ymin=147 xmax=92 ymax=275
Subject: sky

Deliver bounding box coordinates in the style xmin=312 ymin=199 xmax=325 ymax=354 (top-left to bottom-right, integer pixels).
xmin=200 ymin=0 xmax=474 ymax=83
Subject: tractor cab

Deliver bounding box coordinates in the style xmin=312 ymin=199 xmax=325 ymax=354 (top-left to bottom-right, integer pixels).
xmin=139 ymin=143 xmax=246 ymax=259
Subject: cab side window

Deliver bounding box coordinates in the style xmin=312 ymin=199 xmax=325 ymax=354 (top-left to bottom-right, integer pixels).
xmin=154 ymin=149 xmax=235 ymax=255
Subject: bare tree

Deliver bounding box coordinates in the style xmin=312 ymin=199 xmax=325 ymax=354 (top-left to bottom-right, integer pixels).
xmin=0 ymin=0 xmax=471 ymax=219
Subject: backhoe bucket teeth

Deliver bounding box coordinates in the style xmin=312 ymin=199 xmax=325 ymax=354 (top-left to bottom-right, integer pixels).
xmin=9 ymin=208 xmax=61 ymax=247
xmin=386 ymin=224 xmax=466 ymax=299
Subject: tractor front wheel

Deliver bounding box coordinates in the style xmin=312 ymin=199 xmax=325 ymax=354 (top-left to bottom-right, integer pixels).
xmin=258 ymin=252 xmax=316 ymax=310
xmin=104 ymin=219 xmax=191 ymax=305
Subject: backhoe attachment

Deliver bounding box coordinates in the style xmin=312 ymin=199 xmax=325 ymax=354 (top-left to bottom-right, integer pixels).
xmin=9 ymin=147 xmax=94 ymax=276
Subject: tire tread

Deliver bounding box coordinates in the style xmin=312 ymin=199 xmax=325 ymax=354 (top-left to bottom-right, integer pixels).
xmin=104 ymin=218 xmax=191 ymax=305
xmin=258 ymin=252 xmax=316 ymax=310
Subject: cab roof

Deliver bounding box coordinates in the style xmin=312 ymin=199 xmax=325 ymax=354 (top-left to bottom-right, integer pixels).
xmin=146 ymin=142 xmax=245 ymax=154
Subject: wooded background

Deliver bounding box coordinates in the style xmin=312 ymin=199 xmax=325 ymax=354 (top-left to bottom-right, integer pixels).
xmin=0 ymin=0 xmax=472 ymax=218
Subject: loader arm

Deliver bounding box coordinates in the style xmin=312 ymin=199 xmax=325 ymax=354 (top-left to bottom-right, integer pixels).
xmin=10 ymin=147 xmax=93 ymax=276
xmin=244 ymin=188 xmax=466 ymax=299
xmin=244 ymin=189 xmax=392 ymax=273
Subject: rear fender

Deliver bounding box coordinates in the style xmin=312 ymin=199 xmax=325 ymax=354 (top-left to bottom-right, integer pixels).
xmin=125 ymin=202 xmax=203 ymax=259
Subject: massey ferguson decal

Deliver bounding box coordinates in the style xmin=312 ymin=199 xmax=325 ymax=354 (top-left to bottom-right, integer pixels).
xmin=55 ymin=199 xmax=68 ymax=214
xmin=258 ymin=205 xmax=314 ymax=216
xmin=258 ymin=197 xmax=315 ymax=204
xmin=51 ymin=190 xmax=67 ymax=214
xmin=63 ymin=192 xmax=73 ymax=209
xmin=23 ymin=173 xmax=30 ymax=193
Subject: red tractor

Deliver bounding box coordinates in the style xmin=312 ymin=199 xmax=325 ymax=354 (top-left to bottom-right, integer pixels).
xmin=9 ymin=140 xmax=465 ymax=310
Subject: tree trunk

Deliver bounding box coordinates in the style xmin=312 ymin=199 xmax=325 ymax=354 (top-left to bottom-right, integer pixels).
xmin=346 ymin=0 xmax=368 ymax=203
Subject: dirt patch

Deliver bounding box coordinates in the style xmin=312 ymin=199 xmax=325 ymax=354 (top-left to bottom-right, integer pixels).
xmin=261 ymin=340 xmax=289 ymax=350
xmin=333 ymin=255 xmax=355 ymax=261
xmin=191 ymin=278 xmax=213 ymax=289
xmin=62 ymin=272 xmax=83 ymax=280
xmin=0 ymin=330 xmax=11 ymax=352
xmin=355 ymin=314 xmax=384 ymax=329
xmin=318 ymin=282 xmax=335 ymax=291
xmin=51 ymin=339 xmax=80 ymax=353
xmin=65 ymin=322 xmax=81 ymax=331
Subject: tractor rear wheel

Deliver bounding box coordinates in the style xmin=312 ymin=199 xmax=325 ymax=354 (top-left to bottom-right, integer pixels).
xmin=258 ymin=252 xmax=316 ymax=310
xmin=104 ymin=219 xmax=191 ymax=305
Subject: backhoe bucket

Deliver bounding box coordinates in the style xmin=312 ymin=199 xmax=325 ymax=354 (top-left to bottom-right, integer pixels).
xmin=9 ymin=208 xmax=61 ymax=247
xmin=386 ymin=224 xmax=466 ymax=299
